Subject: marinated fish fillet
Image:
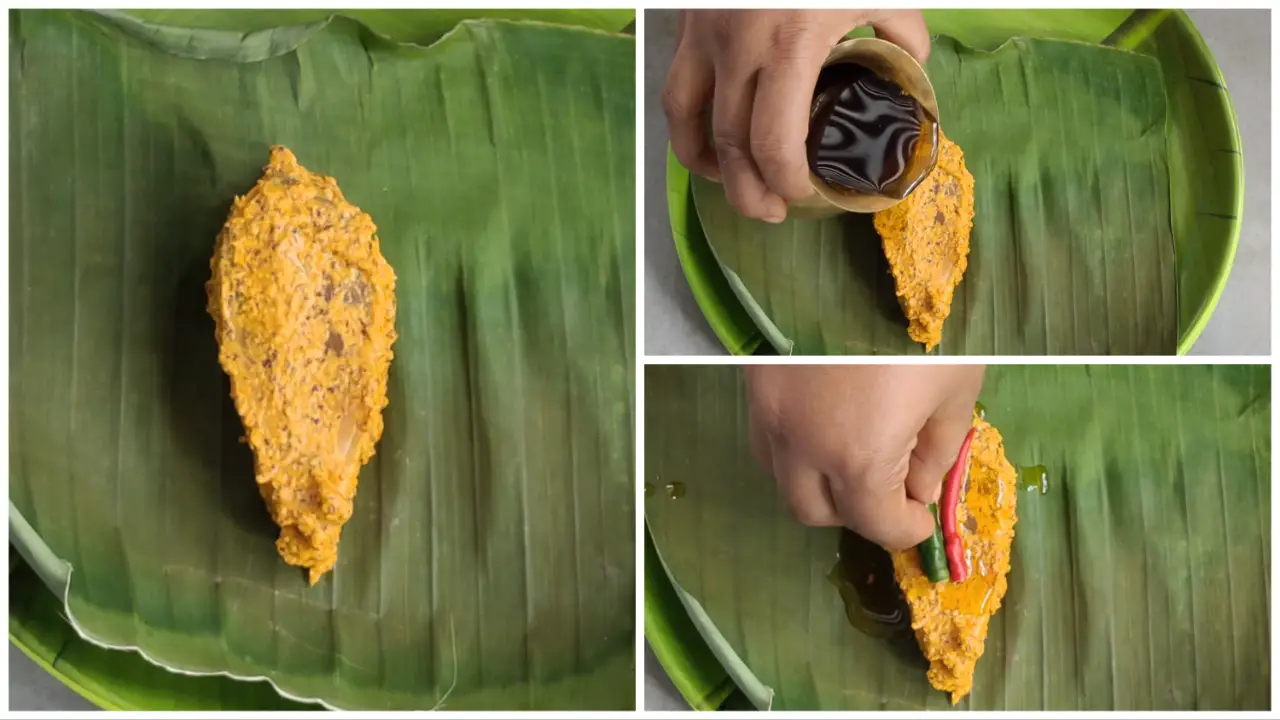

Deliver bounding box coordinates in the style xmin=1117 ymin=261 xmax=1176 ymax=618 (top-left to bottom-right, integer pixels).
xmin=890 ymin=414 xmax=1016 ymax=704
xmin=873 ymin=131 xmax=975 ymax=352
xmin=207 ymin=146 xmax=397 ymax=585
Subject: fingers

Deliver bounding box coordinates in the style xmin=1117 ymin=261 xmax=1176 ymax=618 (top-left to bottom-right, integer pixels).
xmin=747 ymin=363 xmax=986 ymax=553
xmin=747 ymin=394 xmax=839 ymax=525
xmin=712 ymin=64 xmax=787 ymax=222
xmin=666 ymin=9 xmax=933 ymax=224
xmin=750 ymin=51 xmax=824 ymax=202
xmin=752 ymin=405 xmax=840 ymax=527
xmin=753 ymin=423 xmax=840 ymax=529
xmin=868 ymin=11 xmax=931 ymax=65
xmin=663 ymin=45 xmax=720 ymax=180
xmin=774 ymin=450 xmax=841 ymax=527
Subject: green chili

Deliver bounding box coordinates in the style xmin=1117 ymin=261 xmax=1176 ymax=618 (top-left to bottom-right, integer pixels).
xmin=915 ymin=503 xmax=950 ymax=583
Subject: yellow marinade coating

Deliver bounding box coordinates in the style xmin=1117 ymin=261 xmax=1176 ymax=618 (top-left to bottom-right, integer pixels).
xmin=873 ymin=131 xmax=976 ymax=352
xmin=206 ymin=146 xmax=397 ymax=585
xmin=891 ymin=414 xmax=1017 ymax=704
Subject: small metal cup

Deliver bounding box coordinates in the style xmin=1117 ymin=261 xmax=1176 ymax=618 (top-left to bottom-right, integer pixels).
xmin=788 ymin=36 xmax=941 ymax=220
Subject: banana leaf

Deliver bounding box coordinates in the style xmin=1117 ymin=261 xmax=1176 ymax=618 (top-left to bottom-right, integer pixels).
xmin=645 ymin=365 xmax=1270 ymax=710
xmin=676 ymin=10 xmax=1241 ymax=355
xmin=9 ymin=9 xmax=635 ymax=710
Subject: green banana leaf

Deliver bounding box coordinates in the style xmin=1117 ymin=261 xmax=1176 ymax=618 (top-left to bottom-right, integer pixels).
xmin=645 ymin=365 xmax=1270 ymax=710
xmin=674 ymin=10 xmax=1241 ymax=355
xmin=10 ymin=9 xmax=635 ymax=710
xmin=10 ymin=555 xmax=313 ymax=710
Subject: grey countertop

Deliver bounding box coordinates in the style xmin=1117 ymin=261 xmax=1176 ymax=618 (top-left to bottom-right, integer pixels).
xmin=642 ymin=7 xmax=1271 ymax=711
xmin=643 ymin=8 xmax=1271 ymax=357
xmin=10 ymin=644 xmax=98 ymax=711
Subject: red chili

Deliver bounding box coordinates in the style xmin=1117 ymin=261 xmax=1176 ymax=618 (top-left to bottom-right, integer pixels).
xmin=941 ymin=427 xmax=978 ymax=583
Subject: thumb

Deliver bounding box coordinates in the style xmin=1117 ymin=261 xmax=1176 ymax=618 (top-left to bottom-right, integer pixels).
xmin=905 ymin=412 xmax=973 ymax=507
xmin=868 ymin=11 xmax=931 ymax=65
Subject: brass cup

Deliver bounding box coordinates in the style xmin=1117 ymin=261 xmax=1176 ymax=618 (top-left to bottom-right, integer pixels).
xmin=789 ymin=36 xmax=941 ymax=220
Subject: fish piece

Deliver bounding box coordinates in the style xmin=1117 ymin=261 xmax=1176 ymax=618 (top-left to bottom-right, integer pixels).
xmin=873 ymin=131 xmax=975 ymax=352
xmin=207 ymin=146 xmax=397 ymax=585
xmin=890 ymin=414 xmax=1016 ymax=704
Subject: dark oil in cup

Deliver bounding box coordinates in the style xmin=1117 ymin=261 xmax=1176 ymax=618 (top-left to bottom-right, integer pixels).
xmin=807 ymin=62 xmax=937 ymax=200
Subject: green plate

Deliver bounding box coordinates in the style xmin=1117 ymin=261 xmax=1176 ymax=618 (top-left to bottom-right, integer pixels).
xmin=667 ymin=10 xmax=1241 ymax=356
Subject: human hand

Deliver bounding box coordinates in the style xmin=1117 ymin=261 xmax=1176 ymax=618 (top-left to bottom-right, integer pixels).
xmin=662 ymin=10 xmax=930 ymax=222
xmin=744 ymin=365 xmax=983 ymax=549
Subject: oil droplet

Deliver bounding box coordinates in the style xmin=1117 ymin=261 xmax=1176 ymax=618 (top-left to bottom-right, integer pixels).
xmin=1018 ymin=465 xmax=1049 ymax=494
xmin=665 ymin=482 xmax=686 ymax=500
xmin=980 ymin=585 xmax=994 ymax=613
xmin=826 ymin=530 xmax=910 ymax=639
xmin=974 ymin=401 xmax=986 ymax=420
xmin=644 ymin=483 xmax=654 ymax=498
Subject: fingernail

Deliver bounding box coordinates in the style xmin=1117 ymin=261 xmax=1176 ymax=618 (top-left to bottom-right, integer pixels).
xmin=763 ymin=196 xmax=788 ymax=224
xmin=763 ymin=201 xmax=787 ymax=224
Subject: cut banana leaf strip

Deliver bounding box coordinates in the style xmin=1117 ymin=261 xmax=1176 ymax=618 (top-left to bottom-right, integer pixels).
xmin=643 ymin=532 xmax=737 ymax=711
xmin=693 ymin=35 xmax=1177 ymax=355
xmin=123 ymin=9 xmax=635 ymax=44
xmin=645 ymin=365 xmax=1269 ymax=710
xmin=665 ymin=148 xmax=768 ymax=356
xmin=10 ymin=555 xmax=313 ymax=710
xmin=10 ymin=10 xmax=635 ymax=710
